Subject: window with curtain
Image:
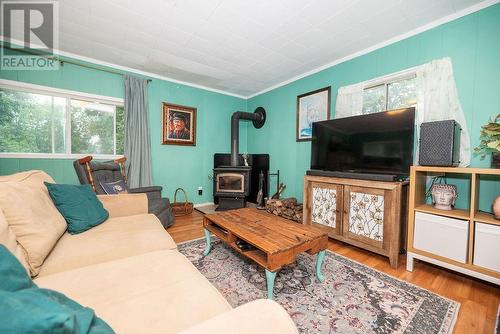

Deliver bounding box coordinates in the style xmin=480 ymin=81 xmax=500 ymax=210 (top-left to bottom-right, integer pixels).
xmin=0 ymin=83 xmax=124 ymax=156
xmin=335 ymin=58 xmax=470 ymax=167
xmin=362 ymin=76 xmax=417 ymax=114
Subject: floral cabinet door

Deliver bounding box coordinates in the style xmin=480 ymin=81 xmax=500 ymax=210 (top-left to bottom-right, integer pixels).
xmin=310 ymin=182 xmax=342 ymax=236
xmin=343 ymin=186 xmax=387 ymax=248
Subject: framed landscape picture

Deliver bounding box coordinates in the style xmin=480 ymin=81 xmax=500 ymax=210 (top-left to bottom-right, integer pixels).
xmin=162 ymin=102 xmax=197 ymax=146
xmin=296 ymin=86 xmax=331 ymax=141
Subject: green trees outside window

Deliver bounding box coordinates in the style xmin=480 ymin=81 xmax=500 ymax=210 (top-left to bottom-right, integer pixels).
xmin=0 ymin=87 xmax=124 ymax=155
xmin=362 ymin=76 xmax=417 ymax=114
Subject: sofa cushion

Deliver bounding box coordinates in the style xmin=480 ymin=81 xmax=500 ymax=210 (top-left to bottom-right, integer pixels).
xmin=0 ymin=245 xmax=114 ymax=334
xmin=0 ymin=209 xmax=30 ymax=274
xmin=97 ymin=194 xmax=148 ymax=218
xmin=35 ymin=250 xmax=232 ymax=334
xmin=45 ymin=182 xmax=109 ymax=235
xmin=39 ymin=214 xmax=177 ymax=276
xmin=178 ymin=299 xmax=298 ymax=334
xmin=0 ymin=171 xmax=67 ymax=277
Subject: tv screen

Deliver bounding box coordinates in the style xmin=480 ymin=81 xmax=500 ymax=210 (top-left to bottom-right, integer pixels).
xmin=311 ymin=108 xmax=415 ymax=176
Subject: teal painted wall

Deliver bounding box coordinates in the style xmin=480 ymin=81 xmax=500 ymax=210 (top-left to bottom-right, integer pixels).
xmin=1 ymin=4 xmax=499 ymax=208
xmin=0 ymin=59 xmax=247 ymax=204
xmin=247 ymin=4 xmax=500 ymax=212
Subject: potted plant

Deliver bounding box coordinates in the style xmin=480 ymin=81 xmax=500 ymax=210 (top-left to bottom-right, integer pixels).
xmin=474 ymin=114 xmax=500 ymax=168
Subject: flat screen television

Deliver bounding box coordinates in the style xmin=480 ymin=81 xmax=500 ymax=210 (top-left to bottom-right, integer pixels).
xmin=311 ymin=108 xmax=415 ymax=177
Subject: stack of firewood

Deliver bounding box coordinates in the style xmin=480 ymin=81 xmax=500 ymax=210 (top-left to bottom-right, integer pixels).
xmin=266 ymin=197 xmax=303 ymax=223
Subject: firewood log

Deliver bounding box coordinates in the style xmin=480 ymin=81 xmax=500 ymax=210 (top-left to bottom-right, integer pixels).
xmin=265 ymin=197 xmax=303 ymax=223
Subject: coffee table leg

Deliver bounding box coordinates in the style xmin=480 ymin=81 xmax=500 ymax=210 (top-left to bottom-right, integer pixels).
xmin=203 ymin=229 xmax=211 ymax=256
xmin=265 ymin=270 xmax=277 ymax=300
xmin=316 ymin=250 xmax=326 ymax=282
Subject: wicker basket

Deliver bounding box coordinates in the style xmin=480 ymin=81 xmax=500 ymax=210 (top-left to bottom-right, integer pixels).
xmin=171 ymin=188 xmax=194 ymax=216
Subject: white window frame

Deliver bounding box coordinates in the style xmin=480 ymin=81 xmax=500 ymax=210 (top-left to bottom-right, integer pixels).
xmin=0 ymin=79 xmax=124 ymax=160
xmin=362 ymin=67 xmax=417 ymax=113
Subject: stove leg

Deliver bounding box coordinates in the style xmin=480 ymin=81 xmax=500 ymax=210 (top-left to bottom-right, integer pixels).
xmin=265 ymin=269 xmax=277 ymax=300
xmin=203 ymin=229 xmax=211 ymax=256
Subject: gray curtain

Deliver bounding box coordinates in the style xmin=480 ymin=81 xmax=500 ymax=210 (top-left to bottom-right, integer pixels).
xmin=124 ymin=75 xmax=152 ymax=188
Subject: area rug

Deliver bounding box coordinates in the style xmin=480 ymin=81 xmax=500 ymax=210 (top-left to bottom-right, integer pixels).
xmin=179 ymin=238 xmax=459 ymax=334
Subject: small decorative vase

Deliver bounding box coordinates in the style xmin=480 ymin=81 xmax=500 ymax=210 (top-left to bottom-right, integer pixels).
xmin=492 ymin=152 xmax=500 ymax=169
xmin=242 ymin=154 xmax=249 ymax=167
xmin=493 ymin=197 xmax=500 ymax=220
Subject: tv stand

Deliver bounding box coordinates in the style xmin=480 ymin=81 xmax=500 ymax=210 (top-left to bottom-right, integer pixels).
xmin=306 ymin=169 xmax=407 ymax=182
xmin=303 ymin=174 xmax=408 ymax=268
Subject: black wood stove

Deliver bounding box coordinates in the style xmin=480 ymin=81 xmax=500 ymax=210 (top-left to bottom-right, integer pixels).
xmin=214 ymin=107 xmax=266 ymax=211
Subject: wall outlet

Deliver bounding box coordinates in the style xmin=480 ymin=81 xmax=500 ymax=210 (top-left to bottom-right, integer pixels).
xmin=198 ymin=186 xmax=203 ymax=196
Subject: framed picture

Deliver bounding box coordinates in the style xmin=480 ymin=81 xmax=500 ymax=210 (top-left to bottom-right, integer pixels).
xmin=296 ymin=86 xmax=331 ymax=141
xmin=162 ymin=102 xmax=197 ymax=146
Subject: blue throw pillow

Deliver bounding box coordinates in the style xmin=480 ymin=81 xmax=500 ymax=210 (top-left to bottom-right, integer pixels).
xmin=0 ymin=245 xmax=115 ymax=333
xmin=44 ymin=183 xmax=109 ymax=234
xmin=100 ymin=180 xmax=128 ymax=194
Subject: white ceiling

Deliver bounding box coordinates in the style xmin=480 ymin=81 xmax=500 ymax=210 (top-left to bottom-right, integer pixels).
xmin=59 ymin=0 xmax=488 ymax=97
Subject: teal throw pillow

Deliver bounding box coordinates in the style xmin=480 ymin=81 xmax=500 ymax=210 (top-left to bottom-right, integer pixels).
xmin=0 ymin=289 xmax=115 ymax=334
xmin=0 ymin=245 xmax=115 ymax=333
xmin=44 ymin=182 xmax=109 ymax=234
xmin=0 ymin=245 xmax=34 ymax=292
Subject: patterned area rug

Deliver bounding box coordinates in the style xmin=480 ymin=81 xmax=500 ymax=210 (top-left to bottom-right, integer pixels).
xmin=179 ymin=238 xmax=459 ymax=334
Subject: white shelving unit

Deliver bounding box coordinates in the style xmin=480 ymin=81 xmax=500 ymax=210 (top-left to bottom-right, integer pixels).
xmin=406 ymin=166 xmax=500 ymax=285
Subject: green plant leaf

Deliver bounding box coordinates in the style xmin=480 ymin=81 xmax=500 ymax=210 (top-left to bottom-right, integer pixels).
xmin=487 ymin=140 xmax=500 ymax=150
xmin=475 ymin=115 xmax=500 ymax=155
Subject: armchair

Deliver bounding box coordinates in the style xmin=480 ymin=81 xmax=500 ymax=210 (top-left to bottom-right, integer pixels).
xmin=73 ymin=156 xmax=175 ymax=228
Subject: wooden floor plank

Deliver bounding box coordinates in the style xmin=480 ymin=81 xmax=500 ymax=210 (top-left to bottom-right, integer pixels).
xmin=171 ymin=210 xmax=500 ymax=334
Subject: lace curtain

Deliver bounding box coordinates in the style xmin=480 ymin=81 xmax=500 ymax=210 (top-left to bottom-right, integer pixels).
xmin=415 ymin=58 xmax=470 ymax=166
xmin=334 ymin=83 xmax=364 ymax=119
xmin=334 ymin=57 xmax=470 ymax=167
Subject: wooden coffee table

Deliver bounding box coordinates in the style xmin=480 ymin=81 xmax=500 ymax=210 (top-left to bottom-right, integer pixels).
xmin=203 ymin=208 xmax=329 ymax=299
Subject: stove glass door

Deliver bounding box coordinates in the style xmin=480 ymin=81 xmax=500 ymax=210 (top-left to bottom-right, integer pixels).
xmin=217 ymin=173 xmax=244 ymax=193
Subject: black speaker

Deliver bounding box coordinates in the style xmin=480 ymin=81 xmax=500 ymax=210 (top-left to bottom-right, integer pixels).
xmin=419 ymin=120 xmax=461 ymax=166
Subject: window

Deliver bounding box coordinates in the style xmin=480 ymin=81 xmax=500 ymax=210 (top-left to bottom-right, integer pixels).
xmin=0 ymin=81 xmax=124 ymax=157
xmin=362 ymin=75 xmax=417 ymax=114
xmin=70 ymin=99 xmax=123 ymax=155
xmin=0 ymin=89 xmax=66 ymax=154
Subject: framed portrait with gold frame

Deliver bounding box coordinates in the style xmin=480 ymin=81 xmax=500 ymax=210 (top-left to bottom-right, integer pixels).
xmin=162 ymin=102 xmax=196 ymax=146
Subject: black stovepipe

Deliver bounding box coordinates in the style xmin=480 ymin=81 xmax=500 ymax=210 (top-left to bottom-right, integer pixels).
xmin=230 ymin=107 xmax=266 ymax=166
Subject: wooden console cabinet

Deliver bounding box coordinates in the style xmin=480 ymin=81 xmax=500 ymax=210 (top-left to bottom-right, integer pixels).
xmin=303 ymin=175 xmax=408 ymax=268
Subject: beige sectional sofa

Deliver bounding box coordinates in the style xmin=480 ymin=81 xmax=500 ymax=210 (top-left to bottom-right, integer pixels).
xmin=0 ymin=170 xmax=298 ymax=334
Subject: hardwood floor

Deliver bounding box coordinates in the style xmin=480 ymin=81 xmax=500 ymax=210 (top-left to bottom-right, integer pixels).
xmin=169 ymin=210 xmax=500 ymax=334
